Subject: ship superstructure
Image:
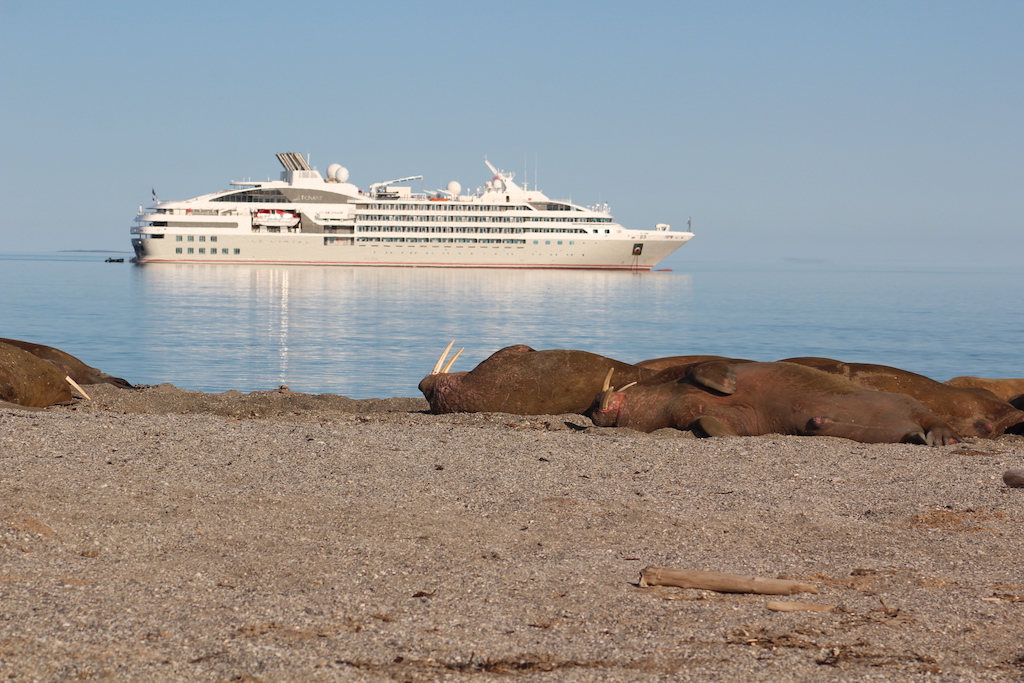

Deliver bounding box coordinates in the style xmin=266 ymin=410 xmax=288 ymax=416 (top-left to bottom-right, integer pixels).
xmin=131 ymin=153 xmax=694 ymax=269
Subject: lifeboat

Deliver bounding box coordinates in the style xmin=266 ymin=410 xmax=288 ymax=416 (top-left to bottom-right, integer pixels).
xmin=252 ymin=209 xmax=301 ymax=228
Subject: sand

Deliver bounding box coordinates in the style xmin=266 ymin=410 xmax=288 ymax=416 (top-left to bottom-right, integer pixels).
xmin=2 ymin=383 xmax=1023 ymax=682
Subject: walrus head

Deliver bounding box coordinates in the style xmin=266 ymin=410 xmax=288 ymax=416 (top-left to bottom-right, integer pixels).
xmin=418 ymin=341 xmax=465 ymax=408
xmin=588 ymin=369 xmax=637 ymax=426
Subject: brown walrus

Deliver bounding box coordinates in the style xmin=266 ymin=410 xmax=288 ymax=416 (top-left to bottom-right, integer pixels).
xmin=780 ymin=358 xmax=1024 ymax=438
xmin=419 ymin=343 xmax=657 ymax=415
xmin=591 ymin=360 xmax=960 ymax=446
xmin=0 ymin=338 xmax=133 ymax=388
xmin=635 ymin=355 xmax=733 ymax=372
xmin=944 ymin=376 xmax=1024 ymax=409
xmin=0 ymin=342 xmax=74 ymax=408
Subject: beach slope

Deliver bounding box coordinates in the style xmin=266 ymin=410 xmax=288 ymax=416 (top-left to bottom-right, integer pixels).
xmin=2 ymin=384 xmax=1022 ymax=681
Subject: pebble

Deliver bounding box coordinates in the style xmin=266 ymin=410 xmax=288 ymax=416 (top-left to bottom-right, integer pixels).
xmin=1003 ymin=469 xmax=1024 ymax=488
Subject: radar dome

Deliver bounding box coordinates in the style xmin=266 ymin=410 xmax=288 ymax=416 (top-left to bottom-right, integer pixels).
xmin=326 ymin=163 xmax=341 ymax=178
xmin=446 ymin=180 xmax=462 ymax=195
xmin=332 ymin=166 xmax=350 ymax=183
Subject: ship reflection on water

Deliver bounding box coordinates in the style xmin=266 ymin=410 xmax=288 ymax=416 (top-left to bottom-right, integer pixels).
xmin=130 ymin=264 xmax=692 ymax=397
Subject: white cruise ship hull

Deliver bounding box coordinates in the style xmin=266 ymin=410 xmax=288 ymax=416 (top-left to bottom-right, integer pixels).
xmin=132 ymin=232 xmax=691 ymax=269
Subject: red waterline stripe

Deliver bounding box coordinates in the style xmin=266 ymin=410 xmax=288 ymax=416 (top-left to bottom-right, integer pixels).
xmin=138 ymin=259 xmax=654 ymax=270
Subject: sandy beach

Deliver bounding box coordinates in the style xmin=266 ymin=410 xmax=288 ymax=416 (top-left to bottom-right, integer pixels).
xmin=2 ymin=383 xmax=1023 ymax=682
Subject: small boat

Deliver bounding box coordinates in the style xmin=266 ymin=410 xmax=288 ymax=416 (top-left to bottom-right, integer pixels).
xmin=105 ymin=257 xmax=125 ymax=263
xmin=252 ymin=208 xmax=302 ymax=229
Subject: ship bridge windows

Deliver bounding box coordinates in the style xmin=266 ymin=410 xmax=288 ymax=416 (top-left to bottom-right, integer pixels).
xmin=530 ymin=202 xmax=577 ymax=211
xmin=212 ymin=189 xmax=288 ymax=203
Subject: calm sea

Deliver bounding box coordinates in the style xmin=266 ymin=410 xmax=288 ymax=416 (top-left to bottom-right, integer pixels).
xmin=1 ymin=253 xmax=1020 ymax=398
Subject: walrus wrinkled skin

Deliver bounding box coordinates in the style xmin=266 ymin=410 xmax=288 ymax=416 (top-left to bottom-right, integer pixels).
xmin=0 ymin=338 xmax=133 ymax=388
xmin=592 ymin=360 xmax=959 ymax=446
xmin=781 ymin=358 xmax=1024 ymax=438
xmin=419 ymin=344 xmax=657 ymax=415
xmin=0 ymin=342 xmax=74 ymax=408
xmin=944 ymin=376 xmax=1024 ymax=410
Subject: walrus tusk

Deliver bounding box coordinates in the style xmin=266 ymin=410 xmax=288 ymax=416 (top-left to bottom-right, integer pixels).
xmin=65 ymin=375 xmax=91 ymax=400
xmin=431 ymin=341 xmax=456 ymax=375
xmin=599 ymin=370 xmax=635 ymax=406
xmin=441 ymin=347 xmax=464 ymax=374
xmin=638 ymin=566 xmax=819 ymax=595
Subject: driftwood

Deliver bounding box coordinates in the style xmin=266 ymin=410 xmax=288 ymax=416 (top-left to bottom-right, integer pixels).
xmin=639 ymin=566 xmax=818 ymax=595
xmin=766 ymin=600 xmax=836 ymax=613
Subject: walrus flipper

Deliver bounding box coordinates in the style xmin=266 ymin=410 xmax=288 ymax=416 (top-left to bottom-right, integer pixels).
xmin=96 ymin=372 xmax=135 ymax=389
xmin=687 ymin=361 xmax=738 ymax=395
xmin=924 ymin=425 xmax=959 ymax=446
xmin=902 ymin=425 xmax=959 ymax=447
xmin=691 ymin=415 xmax=739 ymax=437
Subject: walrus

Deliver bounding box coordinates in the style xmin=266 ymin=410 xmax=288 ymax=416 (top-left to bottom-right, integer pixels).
xmin=0 ymin=342 xmax=74 ymax=408
xmin=0 ymin=338 xmax=133 ymax=388
xmin=944 ymin=376 xmax=1024 ymax=409
xmin=419 ymin=343 xmax=657 ymax=415
xmin=780 ymin=357 xmax=1024 ymax=438
xmin=591 ymin=360 xmax=960 ymax=446
xmin=635 ymin=355 xmax=734 ymax=372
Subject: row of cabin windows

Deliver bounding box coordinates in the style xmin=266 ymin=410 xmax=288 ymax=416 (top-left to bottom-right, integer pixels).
xmin=175 ymin=247 xmax=241 ymax=255
xmin=209 ymin=193 xmax=581 ymax=213
xmin=175 ymin=235 xmax=217 ymax=242
xmin=362 ymin=203 xmax=534 ymax=211
xmin=359 ymin=226 xmax=524 ymax=234
xmin=357 ymin=237 xmax=527 ymax=244
xmin=361 ymin=215 xmax=515 ymax=223
xmin=357 ymin=215 xmax=610 ymax=223
xmin=356 ymin=226 xmax=603 ymax=234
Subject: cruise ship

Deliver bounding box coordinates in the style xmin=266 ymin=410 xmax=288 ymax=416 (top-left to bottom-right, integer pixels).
xmin=131 ymin=153 xmax=694 ymax=269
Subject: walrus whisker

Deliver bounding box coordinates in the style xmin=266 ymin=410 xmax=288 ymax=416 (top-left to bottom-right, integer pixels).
xmin=431 ymin=340 xmax=456 ymax=375
xmin=441 ymin=347 xmax=464 ymax=374
xmin=602 ymin=368 xmax=614 ymax=392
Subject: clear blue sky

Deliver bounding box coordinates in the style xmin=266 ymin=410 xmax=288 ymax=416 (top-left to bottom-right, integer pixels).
xmin=2 ymin=0 xmax=1021 ymax=266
